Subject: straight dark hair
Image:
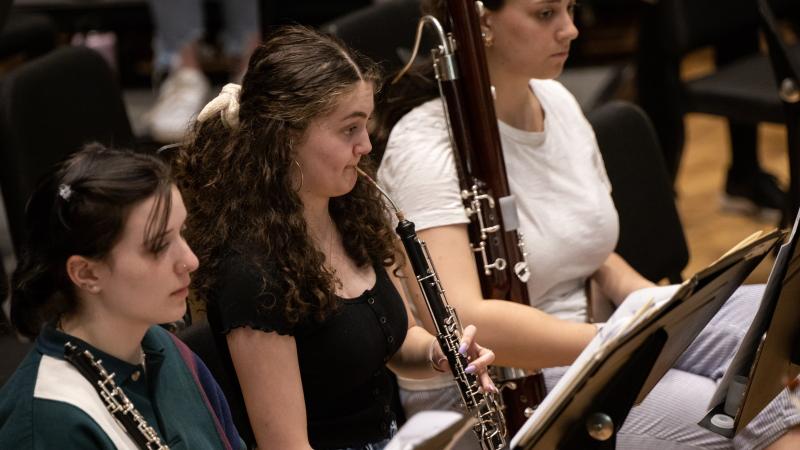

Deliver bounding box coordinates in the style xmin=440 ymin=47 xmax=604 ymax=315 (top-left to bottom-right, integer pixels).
xmin=10 ymin=143 xmax=173 ymax=338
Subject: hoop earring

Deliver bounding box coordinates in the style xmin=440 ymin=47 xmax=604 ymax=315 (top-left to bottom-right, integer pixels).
xmin=292 ymin=159 xmax=304 ymax=191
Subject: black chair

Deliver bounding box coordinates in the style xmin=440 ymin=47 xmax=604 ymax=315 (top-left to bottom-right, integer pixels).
xmin=0 ymin=0 xmax=57 ymax=62
xmin=586 ymin=101 xmax=689 ymax=320
xmin=0 ymin=0 xmax=10 ymax=30
xmin=759 ymin=0 xmax=800 ymax=220
xmin=178 ymin=320 xmax=255 ymax=449
xmin=0 ymin=13 xmax=56 ymax=62
xmin=587 ymin=101 xmax=689 ymax=285
xmin=0 ymin=255 xmax=34 ymax=387
xmin=0 ymin=255 xmax=6 ymax=313
xmin=637 ymin=0 xmax=800 ymax=221
xmin=321 ymin=0 xmax=429 ymax=73
xmin=0 ymin=45 xmax=133 ymax=255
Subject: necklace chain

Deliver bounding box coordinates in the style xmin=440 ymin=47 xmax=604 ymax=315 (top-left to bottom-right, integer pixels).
xmin=310 ymin=214 xmax=374 ymax=296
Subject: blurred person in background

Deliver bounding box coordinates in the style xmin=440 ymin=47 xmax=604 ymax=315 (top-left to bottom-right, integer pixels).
xmin=145 ymin=0 xmax=261 ymax=143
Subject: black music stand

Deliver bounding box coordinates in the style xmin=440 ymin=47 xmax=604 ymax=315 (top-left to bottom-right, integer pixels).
xmin=700 ymin=211 xmax=800 ymax=437
xmin=511 ymin=230 xmax=784 ymax=450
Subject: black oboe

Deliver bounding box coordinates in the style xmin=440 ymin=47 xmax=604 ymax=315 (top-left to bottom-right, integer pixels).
xmin=358 ymin=168 xmax=507 ymax=450
xmin=64 ymin=341 xmax=169 ymax=450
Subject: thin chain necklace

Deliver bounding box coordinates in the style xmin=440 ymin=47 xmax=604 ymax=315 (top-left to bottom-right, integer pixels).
xmin=312 ymin=214 xmax=374 ymax=297
xmin=325 ymin=215 xmax=345 ymax=292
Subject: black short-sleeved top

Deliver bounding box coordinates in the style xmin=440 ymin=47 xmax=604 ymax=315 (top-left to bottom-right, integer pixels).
xmin=207 ymin=249 xmax=408 ymax=449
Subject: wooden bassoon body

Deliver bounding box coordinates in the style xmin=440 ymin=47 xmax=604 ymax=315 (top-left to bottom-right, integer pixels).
xmin=394 ymin=0 xmax=547 ymax=436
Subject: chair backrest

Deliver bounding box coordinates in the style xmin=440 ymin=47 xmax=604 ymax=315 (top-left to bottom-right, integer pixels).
xmin=321 ymin=0 xmax=429 ymax=72
xmin=177 ymin=320 xmax=255 ymax=448
xmin=758 ymin=0 xmax=800 ymax=219
xmin=759 ymin=0 xmax=800 ymax=96
xmin=653 ymin=0 xmax=800 ymax=57
xmin=0 ymin=256 xmax=6 ymax=308
xmin=0 ymin=45 xmax=133 ymax=255
xmin=649 ymin=0 xmax=759 ymax=58
xmin=0 ymin=0 xmax=11 ymax=32
xmin=587 ymin=101 xmax=689 ymax=283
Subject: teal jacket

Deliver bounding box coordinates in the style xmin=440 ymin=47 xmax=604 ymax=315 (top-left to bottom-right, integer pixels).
xmin=0 ymin=324 xmax=245 ymax=450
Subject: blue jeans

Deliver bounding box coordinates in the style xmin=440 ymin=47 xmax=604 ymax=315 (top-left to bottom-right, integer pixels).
xmin=147 ymin=0 xmax=260 ymax=72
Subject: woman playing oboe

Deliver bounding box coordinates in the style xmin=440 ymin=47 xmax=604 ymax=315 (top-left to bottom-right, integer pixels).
xmin=174 ymin=25 xmax=496 ymax=450
xmin=377 ymin=0 xmax=800 ymax=448
xmin=0 ymin=144 xmax=244 ymax=450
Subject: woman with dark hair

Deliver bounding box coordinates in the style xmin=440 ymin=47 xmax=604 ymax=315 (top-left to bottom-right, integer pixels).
xmin=174 ymin=25 xmax=495 ymax=450
xmin=0 ymin=144 xmax=244 ymax=450
xmin=377 ymin=0 xmax=800 ymax=449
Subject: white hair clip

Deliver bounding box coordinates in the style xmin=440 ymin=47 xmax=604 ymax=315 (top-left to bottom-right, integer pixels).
xmin=197 ymin=83 xmax=241 ymax=129
xmin=58 ymin=183 xmax=73 ymax=201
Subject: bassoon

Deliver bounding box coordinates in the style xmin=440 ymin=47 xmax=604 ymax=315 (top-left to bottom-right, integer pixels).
xmin=393 ymin=0 xmax=546 ymax=434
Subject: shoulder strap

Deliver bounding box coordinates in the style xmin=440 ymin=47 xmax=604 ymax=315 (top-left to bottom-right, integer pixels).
xmin=33 ymin=355 xmax=139 ymax=449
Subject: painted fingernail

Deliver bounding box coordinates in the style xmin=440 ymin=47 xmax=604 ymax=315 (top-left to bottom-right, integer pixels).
xmin=459 ymin=342 xmax=468 ymax=355
xmin=465 ymin=364 xmax=476 ymax=374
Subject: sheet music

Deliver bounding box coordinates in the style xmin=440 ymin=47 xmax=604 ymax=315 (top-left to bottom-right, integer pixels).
xmin=385 ymin=410 xmax=475 ymax=450
xmin=706 ymin=212 xmax=800 ymax=411
xmin=510 ymin=284 xmax=680 ymax=448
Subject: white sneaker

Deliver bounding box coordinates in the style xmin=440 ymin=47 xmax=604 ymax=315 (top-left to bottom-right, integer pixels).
xmin=145 ymin=67 xmax=210 ymax=143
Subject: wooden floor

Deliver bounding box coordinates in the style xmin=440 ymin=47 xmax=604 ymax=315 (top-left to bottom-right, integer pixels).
xmin=675 ymin=50 xmax=789 ymax=283
xmin=677 ymin=115 xmax=787 ymax=283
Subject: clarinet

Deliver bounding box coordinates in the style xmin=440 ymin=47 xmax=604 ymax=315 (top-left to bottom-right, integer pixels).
xmin=63 ymin=342 xmax=169 ymax=450
xmin=393 ymin=1 xmax=546 ymax=435
xmin=358 ymin=169 xmax=507 ymax=450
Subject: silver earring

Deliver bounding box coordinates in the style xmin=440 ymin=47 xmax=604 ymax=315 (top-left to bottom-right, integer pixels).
xmin=482 ymin=27 xmax=494 ymax=48
xmin=292 ymin=159 xmax=304 ymax=191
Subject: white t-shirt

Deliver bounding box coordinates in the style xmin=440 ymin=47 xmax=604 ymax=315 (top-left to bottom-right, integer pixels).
xmin=378 ymin=79 xmax=619 ymax=323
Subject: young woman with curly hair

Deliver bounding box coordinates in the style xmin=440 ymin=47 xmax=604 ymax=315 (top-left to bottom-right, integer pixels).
xmin=174 ymin=25 xmax=496 ymax=450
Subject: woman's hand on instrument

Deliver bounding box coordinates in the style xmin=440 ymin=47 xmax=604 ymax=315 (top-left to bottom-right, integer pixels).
xmin=430 ymin=324 xmax=498 ymax=393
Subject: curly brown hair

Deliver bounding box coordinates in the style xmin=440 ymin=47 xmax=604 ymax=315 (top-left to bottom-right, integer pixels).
xmin=174 ymin=25 xmax=399 ymax=325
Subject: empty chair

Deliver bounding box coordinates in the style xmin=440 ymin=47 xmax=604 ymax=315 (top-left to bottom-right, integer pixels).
xmin=0 ymin=0 xmax=56 ymax=62
xmin=759 ymin=0 xmax=800 ymax=221
xmin=0 ymin=45 xmax=133 ymax=255
xmin=637 ymin=0 xmax=799 ymax=222
xmin=0 ymin=256 xmax=33 ymax=387
xmin=321 ymin=0 xmax=428 ymax=73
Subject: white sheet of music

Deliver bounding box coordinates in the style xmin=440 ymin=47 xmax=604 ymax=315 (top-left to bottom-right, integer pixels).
xmin=385 ymin=410 xmax=475 ymax=450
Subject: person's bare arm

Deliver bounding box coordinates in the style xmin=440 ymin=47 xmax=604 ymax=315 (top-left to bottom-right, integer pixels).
xmin=591 ymin=252 xmax=656 ymax=306
xmin=386 ymin=262 xmax=495 ymax=391
xmin=409 ymin=224 xmax=597 ymax=370
xmin=227 ymin=328 xmax=313 ymax=450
